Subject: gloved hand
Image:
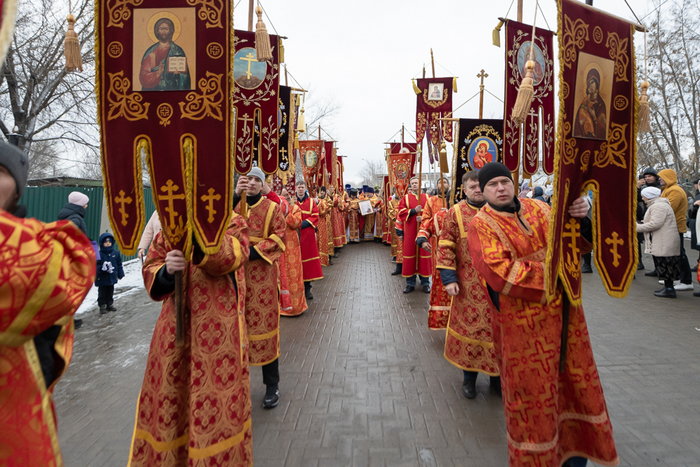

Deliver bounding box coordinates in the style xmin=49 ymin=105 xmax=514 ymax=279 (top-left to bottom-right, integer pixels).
xmin=102 ymin=261 xmax=114 ymax=273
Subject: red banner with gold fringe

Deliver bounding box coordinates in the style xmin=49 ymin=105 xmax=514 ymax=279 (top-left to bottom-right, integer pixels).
xmin=233 ymin=29 xmax=280 ymax=174
xmin=415 ymin=77 xmax=455 ymax=164
xmin=299 ymin=140 xmax=323 ymax=195
xmin=96 ymin=0 xmax=233 ymax=255
xmin=388 ymin=142 xmax=417 ymax=155
xmin=503 ymin=20 xmax=555 ymax=175
xmin=546 ymin=0 xmax=638 ymax=304
xmin=388 ymin=151 xmax=415 ymax=198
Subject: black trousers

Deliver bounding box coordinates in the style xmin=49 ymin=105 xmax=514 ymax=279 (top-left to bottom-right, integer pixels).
xmin=679 ymin=233 xmax=692 ymax=284
xmin=97 ymin=285 xmax=114 ymax=306
xmin=262 ymin=358 xmax=279 ymax=386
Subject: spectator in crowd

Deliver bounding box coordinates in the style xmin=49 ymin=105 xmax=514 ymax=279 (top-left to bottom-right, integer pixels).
xmin=57 ymin=191 xmax=89 ymax=236
xmin=137 ymin=210 xmax=162 ymax=261
xmin=532 ymin=186 xmax=546 ymax=202
xmin=639 ymin=167 xmax=662 ymax=275
xmin=637 ymin=187 xmax=681 ymax=298
xmin=95 ymin=233 xmax=125 ymax=313
xmin=658 ymin=169 xmax=693 ymax=291
xmin=688 ymin=178 xmax=700 ymax=271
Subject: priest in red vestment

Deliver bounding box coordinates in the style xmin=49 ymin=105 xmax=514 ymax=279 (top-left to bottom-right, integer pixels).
xmin=417 ymin=177 xmax=452 ymax=329
xmin=296 ymin=180 xmax=323 ymax=299
xmin=328 ymin=186 xmax=347 ymax=250
xmin=397 ymin=176 xmax=431 ymax=293
xmin=346 ymin=189 xmax=361 ymax=243
xmin=436 ymin=171 xmax=499 ymax=400
xmin=279 ymin=189 xmax=308 ymax=317
xmin=1 ymin=142 xmax=95 ymax=467
xmin=467 ymin=163 xmax=618 ymax=467
xmin=234 ymin=168 xmax=287 ymax=410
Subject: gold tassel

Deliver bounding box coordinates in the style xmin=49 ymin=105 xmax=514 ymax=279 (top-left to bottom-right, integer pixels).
xmin=412 ymin=79 xmax=421 ymax=95
xmin=254 ymin=6 xmax=272 ymax=61
xmin=452 ymin=77 xmax=458 ymax=93
xmin=297 ymin=106 xmax=305 ymax=133
xmin=439 ymin=141 xmax=449 ymax=174
xmin=64 ymin=14 xmax=83 ymax=72
xmin=638 ymin=80 xmax=651 ymax=133
xmin=511 ymin=60 xmax=535 ymax=125
xmin=278 ymin=39 xmax=285 ymax=63
xmin=492 ymin=20 xmax=504 ymax=47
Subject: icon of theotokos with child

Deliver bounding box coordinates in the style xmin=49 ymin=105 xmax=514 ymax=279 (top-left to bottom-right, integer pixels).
xmin=139 ymin=17 xmax=191 ymax=91
xmin=573 ymin=67 xmax=607 ymax=140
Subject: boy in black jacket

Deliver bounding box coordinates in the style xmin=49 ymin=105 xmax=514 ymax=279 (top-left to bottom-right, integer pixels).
xmin=95 ymin=233 xmax=124 ymax=313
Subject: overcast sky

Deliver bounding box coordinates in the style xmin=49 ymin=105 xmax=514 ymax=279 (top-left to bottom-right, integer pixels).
xmin=234 ymin=0 xmax=657 ymax=185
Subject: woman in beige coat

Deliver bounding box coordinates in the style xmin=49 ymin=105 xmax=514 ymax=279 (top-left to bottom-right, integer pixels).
xmin=637 ymin=186 xmax=681 ymax=298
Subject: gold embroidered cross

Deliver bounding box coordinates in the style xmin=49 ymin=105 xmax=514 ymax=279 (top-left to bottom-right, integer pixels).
xmin=605 ymin=231 xmax=624 ymax=267
xmin=240 ymin=52 xmax=257 ymax=79
xmin=562 ymin=218 xmax=581 ymax=259
xmin=114 ymin=190 xmax=133 ymax=226
xmin=160 ymin=179 xmax=185 ymax=229
xmin=279 ymin=147 xmax=287 ymax=160
xmin=201 ymin=187 xmax=221 ymax=223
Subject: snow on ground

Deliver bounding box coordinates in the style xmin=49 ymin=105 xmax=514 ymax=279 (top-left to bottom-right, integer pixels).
xmin=76 ymin=259 xmax=146 ymax=315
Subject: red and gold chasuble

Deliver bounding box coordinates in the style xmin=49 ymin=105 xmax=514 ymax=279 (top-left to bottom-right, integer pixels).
xmin=397 ymin=192 xmax=432 ymax=277
xmin=330 ymin=193 xmax=347 ymax=247
xmin=387 ymin=198 xmax=401 ymax=261
xmin=316 ymin=198 xmax=332 ymax=266
xmin=347 ymin=198 xmax=360 ymax=243
xmin=0 ymin=212 xmax=95 ymax=467
xmin=235 ymin=197 xmax=286 ymax=366
xmin=297 ymin=196 xmax=324 ymax=281
xmin=436 ymin=202 xmax=498 ymax=375
xmin=131 ymin=214 xmax=252 ymax=466
xmin=418 ymin=195 xmax=452 ymax=329
xmin=468 ymin=199 xmax=618 ymax=467
xmin=279 ymin=203 xmax=307 ymax=317
xmin=370 ymin=194 xmax=383 ymax=239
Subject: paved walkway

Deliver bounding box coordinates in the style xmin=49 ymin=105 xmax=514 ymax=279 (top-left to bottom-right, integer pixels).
xmin=54 ymin=243 xmax=700 ymax=466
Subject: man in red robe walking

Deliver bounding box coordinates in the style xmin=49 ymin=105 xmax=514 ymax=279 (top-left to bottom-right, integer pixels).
xmin=397 ymin=176 xmax=431 ymax=293
xmin=468 ymin=163 xmax=618 ymax=467
xmin=296 ymin=180 xmax=323 ymax=300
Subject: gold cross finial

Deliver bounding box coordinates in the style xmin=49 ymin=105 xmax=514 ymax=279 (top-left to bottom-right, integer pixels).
xmin=114 ymin=190 xmax=133 ymax=227
xmin=605 ymin=231 xmax=624 ymax=267
xmin=477 ymin=69 xmax=489 ymax=87
xmin=201 ymin=187 xmax=222 ymax=223
xmin=160 ymin=179 xmax=185 ymax=229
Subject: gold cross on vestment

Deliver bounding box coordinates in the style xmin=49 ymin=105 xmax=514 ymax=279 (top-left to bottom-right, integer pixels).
xmin=160 ymin=179 xmax=185 ymax=229
xmin=114 ymin=189 xmax=133 ymax=226
xmin=201 ymin=187 xmax=221 ymax=223
xmin=562 ymin=218 xmax=581 ymax=260
xmin=241 ymin=52 xmax=257 ymax=79
xmin=605 ymin=231 xmax=624 ymax=267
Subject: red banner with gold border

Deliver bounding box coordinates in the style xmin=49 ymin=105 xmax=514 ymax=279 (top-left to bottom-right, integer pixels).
xmin=337 ymin=157 xmax=344 ymax=192
xmin=415 ymin=77 xmax=455 ymax=164
xmin=97 ymin=0 xmax=233 ymax=255
xmin=299 ymin=140 xmax=323 ymax=196
xmin=388 ymin=151 xmax=415 ymax=198
xmin=546 ymin=0 xmax=638 ymax=303
xmin=503 ymin=20 xmax=555 ymax=175
xmin=233 ymin=29 xmax=280 ymax=174
xmin=388 ymin=142 xmax=417 ymax=155
xmin=323 ymin=141 xmax=334 ymax=188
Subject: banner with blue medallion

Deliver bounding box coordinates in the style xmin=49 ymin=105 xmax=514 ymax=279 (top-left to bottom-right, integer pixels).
xmin=451 ymin=119 xmax=503 ymax=204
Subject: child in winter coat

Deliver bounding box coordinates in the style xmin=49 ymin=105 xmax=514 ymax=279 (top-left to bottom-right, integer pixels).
xmin=95 ymin=233 xmax=124 ymax=313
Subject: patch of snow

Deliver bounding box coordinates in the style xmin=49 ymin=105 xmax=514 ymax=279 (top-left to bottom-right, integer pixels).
xmin=76 ymin=259 xmax=145 ymax=316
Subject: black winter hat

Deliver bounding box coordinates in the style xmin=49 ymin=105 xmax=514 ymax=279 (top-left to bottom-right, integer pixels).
xmin=478 ymin=162 xmax=513 ymax=192
xmin=0 ymin=141 xmax=29 ymax=197
xmin=641 ymin=167 xmax=658 ymax=177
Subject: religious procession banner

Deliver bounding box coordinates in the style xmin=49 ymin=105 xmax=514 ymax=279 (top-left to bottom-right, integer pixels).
xmin=298 ymin=139 xmax=324 ymax=195
xmin=337 ymin=156 xmax=344 ymax=192
xmin=277 ymin=85 xmax=293 ymax=184
xmin=0 ymin=0 xmax=17 ymax=64
xmin=414 ymin=77 xmax=455 ymax=163
xmin=388 ymin=151 xmax=415 ymax=197
xmin=388 ymin=142 xmax=418 ymax=155
xmin=503 ymin=20 xmax=555 ymax=175
xmin=233 ymin=29 xmax=280 ymax=174
xmin=323 ymin=141 xmax=335 ymax=188
xmin=452 ymin=119 xmax=503 ymax=204
xmin=546 ymin=0 xmax=638 ymax=303
xmin=96 ymin=0 xmax=233 ymax=255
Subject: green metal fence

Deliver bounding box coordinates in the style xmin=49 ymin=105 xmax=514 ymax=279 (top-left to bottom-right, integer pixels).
xmin=20 ymin=185 xmax=156 ymax=262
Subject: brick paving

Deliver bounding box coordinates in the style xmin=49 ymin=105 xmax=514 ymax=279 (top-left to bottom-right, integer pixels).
xmin=54 ymin=242 xmax=700 ymax=466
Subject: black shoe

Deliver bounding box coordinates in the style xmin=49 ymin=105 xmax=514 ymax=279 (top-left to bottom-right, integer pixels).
xmin=305 ymin=291 xmax=313 ymax=300
xmin=403 ymin=286 xmax=415 ymax=294
xmin=489 ymin=376 xmax=502 ymax=397
xmin=654 ymin=287 xmax=676 ymax=298
xmin=262 ymin=385 xmax=280 ymax=409
xmin=694 ymin=291 xmax=700 ymax=297
xmin=99 ymin=304 xmax=108 ymax=315
xmin=462 ymin=380 xmax=477 ymax=399
xmin=581 ymin=264 xmax=593 ymax=273
xmin=654 ymin=286 xmax=666 ymax=294
xmin=422 ymin=284 xmax=431 ymax=293
xmin=637 ymin=263 xmax=645 ymax=270
xmin=645 ymin=270 xmax=658 ymax=277
xmin=692 ymin=265 xmax=698 ymax=273
xmin=391 ymin=264 xmax=403 ymax=275
xmin=107 ymin=305 xmax=117 ymax=312
xmin=304 ymin=284 xmax=313 ymax=300
xmin=74 ymin=318 xmax=83 ymax=329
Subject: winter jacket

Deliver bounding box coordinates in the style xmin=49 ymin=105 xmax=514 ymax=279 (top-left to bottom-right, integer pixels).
xmin=532 ymin=186 xmax=546 ymax=202
xmin=95 ymin=233 xmax=124 ymax=287
xmin=658 ymin=169 xmax=688 ymax=233
xmin=137 ymin=211 xmax=162 ymax=251
xmin=57 ymin=203 xmax=88 ymax=237
xmin=637 ymin=198 xmax=680 ymax=257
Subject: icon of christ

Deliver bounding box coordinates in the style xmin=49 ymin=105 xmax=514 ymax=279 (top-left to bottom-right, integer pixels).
xmin=139 ymin=17 xmax=191 ymax=91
